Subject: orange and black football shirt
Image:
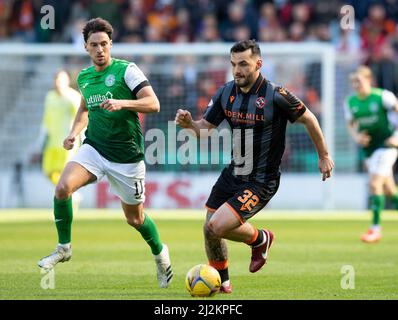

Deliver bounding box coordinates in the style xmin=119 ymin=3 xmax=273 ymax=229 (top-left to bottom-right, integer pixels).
xmin=203 ymin=74 xmax=306 ymax=183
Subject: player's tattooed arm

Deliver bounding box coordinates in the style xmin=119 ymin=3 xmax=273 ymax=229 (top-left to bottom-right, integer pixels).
xmin=203 ymin=212 xmax=228 ymax=262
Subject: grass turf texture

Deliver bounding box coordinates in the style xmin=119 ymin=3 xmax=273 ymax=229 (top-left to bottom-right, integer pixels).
xmin=0 ymin=209 xmax=398 ymax=300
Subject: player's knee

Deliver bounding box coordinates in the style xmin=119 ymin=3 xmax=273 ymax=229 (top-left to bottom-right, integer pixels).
xmin=369 ymin=179 xmax=383 ymax=194
xmin=203 ymin=222 xmax=214 ymax=238
xmin=126 ymin=215 xmax=144 ymax=228
xmin=206 ymin=220 xmax=224 ymax=238
xmin=384 ymin=185 xmax=396 ymax=197
xmin=55 ymin=182 xmax=73 ymax=200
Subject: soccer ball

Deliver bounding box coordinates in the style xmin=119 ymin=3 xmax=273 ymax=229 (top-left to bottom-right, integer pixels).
xmin=185 ymin=264 xmax=221 ymax=297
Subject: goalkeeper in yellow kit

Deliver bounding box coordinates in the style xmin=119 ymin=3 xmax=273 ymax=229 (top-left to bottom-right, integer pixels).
xmin=40 ymin=70 xmax=81 ymax=185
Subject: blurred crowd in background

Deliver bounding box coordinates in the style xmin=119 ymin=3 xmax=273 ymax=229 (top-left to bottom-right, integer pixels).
xmin=2 ymin=0 xmax=398 ymax=90
xmin=0 ymin=1 xmax=394 ymax=50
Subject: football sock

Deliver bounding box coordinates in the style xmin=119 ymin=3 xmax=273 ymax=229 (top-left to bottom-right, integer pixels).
xmin=250 ymin=229 xmax=265 ymax=247
xmin=218 ymin=268 xmax=230 ymax=284
xmin=209 ymin=260 xmax=229 ymax=282
xmin=390 ymin=192 xmax=398 ymax=209
xmin=137 ymin=213 xmax=163 ymax=255
xmin=370 ymin=195 xmax=384 ymax=226
xmin=54 ymin=197 xmax=73 ymax=244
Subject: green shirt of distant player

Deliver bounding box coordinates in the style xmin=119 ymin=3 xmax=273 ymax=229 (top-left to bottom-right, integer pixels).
xmin=345 ymin=88 xmax=398 ymax=157
xmin=77 ymin=58 xmax=148 ymax=163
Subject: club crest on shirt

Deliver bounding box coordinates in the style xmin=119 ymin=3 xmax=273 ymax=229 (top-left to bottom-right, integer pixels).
xmin=369 ymin=102 xmax=378 ymax=113
xmin=105 ymin=74 xmax=115 ymax=87
xmin=255 ymin=97 xmax=266 ymax=109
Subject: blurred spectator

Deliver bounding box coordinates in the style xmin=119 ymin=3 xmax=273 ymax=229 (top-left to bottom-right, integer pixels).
xmin=291 ymin=2 xmax=312 ymax=25
xmin=330 ymin=20 xmax=361 ymax=55
xmin=87 ymin=0 xmax=124 ymax=40
xmin=0 ymin=0 xmax=397 ymax=48
xmin=119 ymin=12 xmax=144 ymax=43
xmin=220 ymin=1 xmax=256 ymax=41
xmin=289 ymin=22 xmax=306 ymax=41
xmin=145 ymin=24 xmax=163 ymax=42
xmin=361 ymin=3 xmax=396 ymax=64
xmin=258 ymin=2 xmax=280 ymax=31
xmin=172 ymin=8 xmax=192 ymax=42
xmin=0 ymin=0 xmax=12 ymax=39
xmin=232 ymin=25 xmax=251 ymax=42
xmin=196 ymin=13 xmax=221 ymax=42
xmin=8 ymin=0 xmax=35 ymax=42
xmin=371 ymin=42 xmax=398 ymax=93
xmin=308 ymin=0 xmax=341 ymax=24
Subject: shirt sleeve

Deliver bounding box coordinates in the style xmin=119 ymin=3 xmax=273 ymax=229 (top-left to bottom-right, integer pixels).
xmin=382 ymin=89 xmax=398 ymax=110
xmin=274 ymin=86 xmax=307 ymax=123
xmin=124 ymin=63 xmax=150 ymax=96
xmin=203 ymin=86 xmax=225 ymax=126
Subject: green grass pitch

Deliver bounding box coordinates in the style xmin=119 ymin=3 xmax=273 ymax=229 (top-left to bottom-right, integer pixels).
xmin=1 ymin=209 xmax=398 ymax=300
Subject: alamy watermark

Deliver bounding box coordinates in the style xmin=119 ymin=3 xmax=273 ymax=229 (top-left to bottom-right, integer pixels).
xmin=144 ymin=122 xmax=254 ymax=175
xmin=40 ymin=269 xmax=55 ymax=290
xmin=340 ymin=265 xmax=355 ymax=290
xmin=340 ymin=5 xmax=355 ymax=30
xmin=40 ymin=5 xmax=55 ymax=30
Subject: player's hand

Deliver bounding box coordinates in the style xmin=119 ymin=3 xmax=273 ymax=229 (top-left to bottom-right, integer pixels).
xmin=100 ymin=99 xmax=123 ymax=112
xmin=355 ymin=132 xmax=371 ymax=147
xmin=175 ymin=109 xmax=193 ymax=128
xmin=318 ymin=155 xmax=334 ymax=181
xmin=385 ymin=136 xmax=398 ymax=148
xmin=63 ymin=136 xmax=75 ymax=150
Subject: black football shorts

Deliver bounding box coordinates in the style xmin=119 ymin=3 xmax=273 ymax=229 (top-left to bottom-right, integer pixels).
xmin=205 ymin=168 xmax=280 ymax=223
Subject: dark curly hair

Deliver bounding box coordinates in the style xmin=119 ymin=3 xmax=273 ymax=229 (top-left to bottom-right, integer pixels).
xmin=82 ymin=18 xmax=113 ymax=43
xmin=230 ymin=39 xmax=261 ymax=57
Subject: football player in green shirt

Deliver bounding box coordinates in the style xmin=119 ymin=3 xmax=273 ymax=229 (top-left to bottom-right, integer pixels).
xmin=38 ymin=18 xmax=173 ymax=288
xmin=345 ymin=66 xmax=398 ymax=243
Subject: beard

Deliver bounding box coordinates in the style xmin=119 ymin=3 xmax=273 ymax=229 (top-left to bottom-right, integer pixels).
xmin=234 ymin=77 xmax=250 ymax=87
xmin=234 ymin=74 xmax=255 ymax=88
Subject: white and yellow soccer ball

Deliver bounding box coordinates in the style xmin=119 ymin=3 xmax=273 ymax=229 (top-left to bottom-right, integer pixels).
xmin=185 ymin=264 xmax=221 ymax=297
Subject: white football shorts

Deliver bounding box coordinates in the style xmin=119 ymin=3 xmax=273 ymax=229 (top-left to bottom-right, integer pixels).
xmin=69 ymin=143 xmax=145 ymax=205
xmin=366 ymin=148 xmax=398 ymax=177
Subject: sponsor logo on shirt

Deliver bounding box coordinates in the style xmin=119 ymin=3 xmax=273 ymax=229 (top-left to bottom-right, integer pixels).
xmin=86 ymin=91 xmax=113 ymax=108
xmin=224 ymin=110 xmax=265 ymax=124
